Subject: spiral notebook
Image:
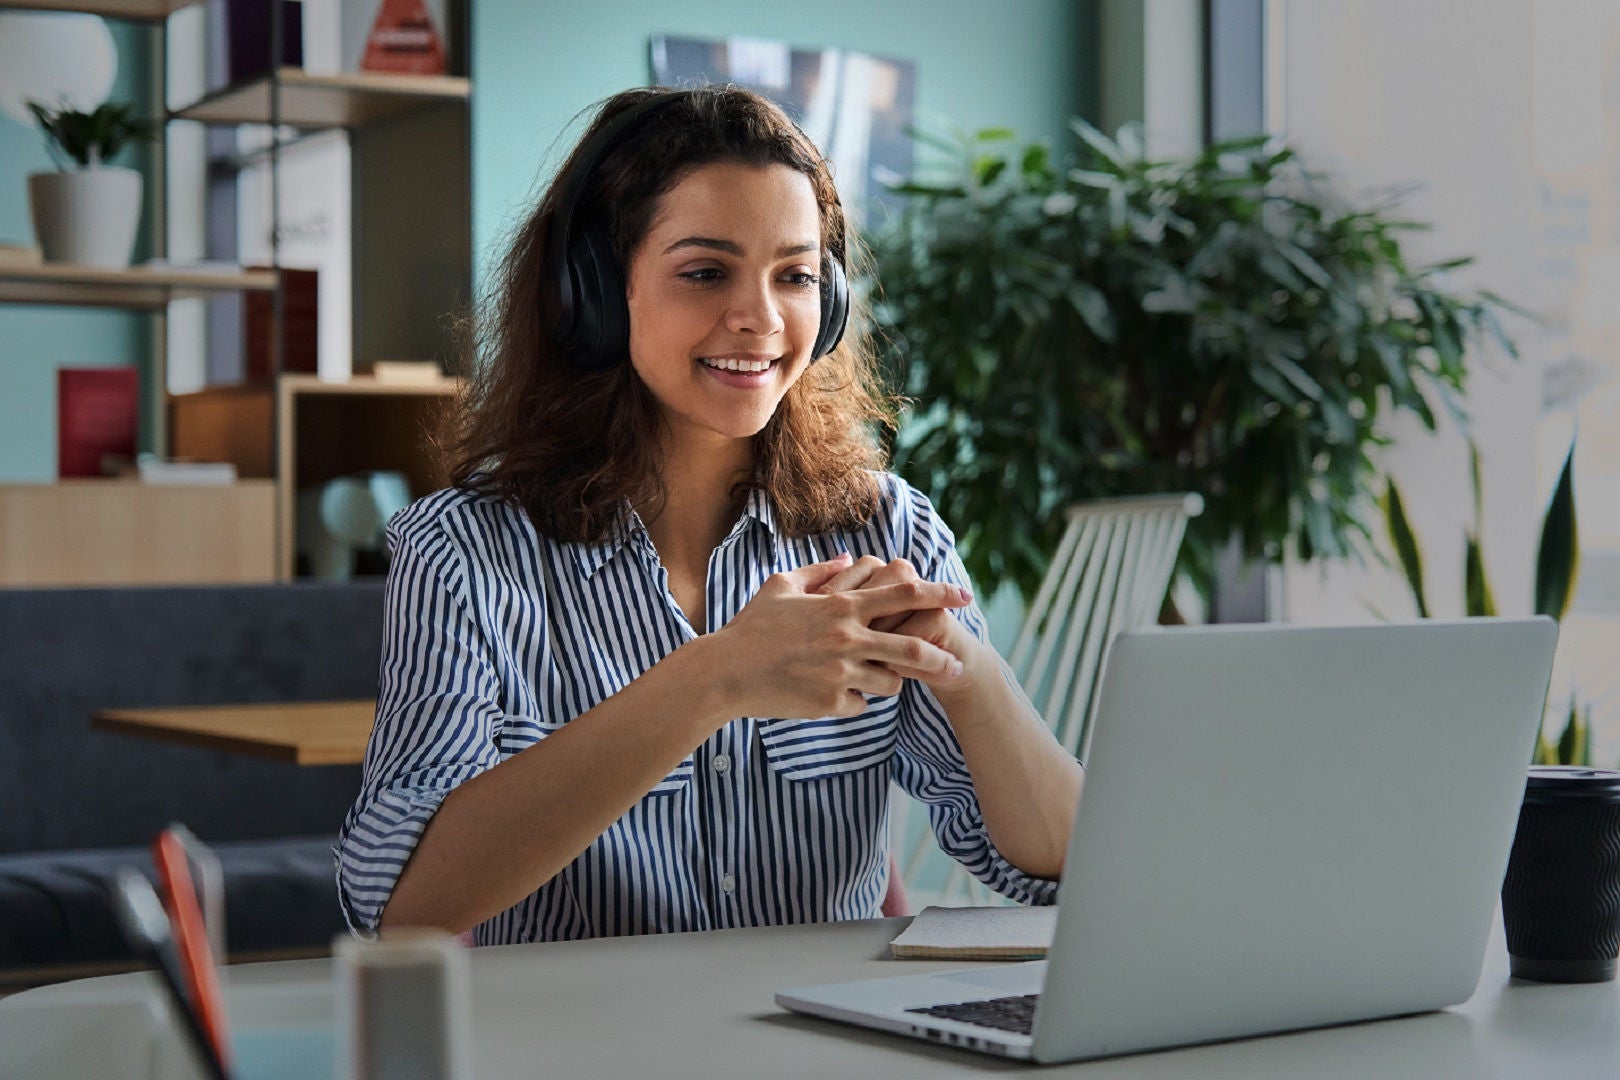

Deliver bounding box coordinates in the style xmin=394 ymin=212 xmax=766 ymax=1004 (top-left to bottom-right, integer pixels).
xmin=888 ymin=904 xmax=1058 ymax=960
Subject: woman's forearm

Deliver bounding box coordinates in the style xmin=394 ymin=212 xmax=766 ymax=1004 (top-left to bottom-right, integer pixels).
xmin=932 ymin=641 xmax=1084 ymax=881
xmin=379 ymin=635 xmax=734 ymax=934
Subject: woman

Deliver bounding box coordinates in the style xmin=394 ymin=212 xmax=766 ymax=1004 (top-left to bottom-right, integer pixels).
xmin=337 ymin=85 xmax=1082 ymax=943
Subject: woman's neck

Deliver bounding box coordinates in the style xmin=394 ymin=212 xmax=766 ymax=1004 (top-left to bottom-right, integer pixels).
xmin=636 ymin=435 xmax=754 ymax=570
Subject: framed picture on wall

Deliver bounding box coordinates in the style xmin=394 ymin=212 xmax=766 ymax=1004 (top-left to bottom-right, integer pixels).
xmin=649 ymin=33 xmax=915 ymax=228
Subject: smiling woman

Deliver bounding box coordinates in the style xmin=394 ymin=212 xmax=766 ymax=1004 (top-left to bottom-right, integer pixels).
xmin=334 ymin=85 xmax=1082 ymax=946
xmin=625 ymin=162 xmax=824 ymax=447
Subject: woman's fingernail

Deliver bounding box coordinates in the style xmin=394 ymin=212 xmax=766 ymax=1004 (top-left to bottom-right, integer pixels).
xmin=957 ymin=587 xmax=972 ymax=604
xmin=950 ymin=661 xmax=964 ymax=677
xmin=833 ymin=551 xmax=852 ymax=563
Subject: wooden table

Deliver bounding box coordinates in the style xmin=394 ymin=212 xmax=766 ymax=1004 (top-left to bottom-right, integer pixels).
xmin=90 ymin=700 xmax=374 ymax=765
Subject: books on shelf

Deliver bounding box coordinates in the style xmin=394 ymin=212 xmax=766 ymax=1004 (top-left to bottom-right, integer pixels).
xmin=58 ymin=368 xmax=138 ymax=479
xmin=245 ymin=266 xmax=319 ymax=381
xmin=888 ymin=905 xmax=1058 ymax=961
xmin=136 ymin=457 xmax=239 ymax=486
xmin=349 ymin=0 xmax=450 ymax=75
xmin=206 ymin=0 xmax=450 ymax=85
xmin=371 ymin=360 xmax=450 ymax=385
xmin=206 ymin=0 xmax=304 ymax=90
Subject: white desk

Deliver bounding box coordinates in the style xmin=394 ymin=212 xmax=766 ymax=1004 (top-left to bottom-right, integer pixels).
xmin=1 ymin=915 xmax=1616 ymax=1078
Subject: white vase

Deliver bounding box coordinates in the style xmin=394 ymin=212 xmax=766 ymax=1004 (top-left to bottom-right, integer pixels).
xmin=27 ymin=166 xmax=143 ymax=268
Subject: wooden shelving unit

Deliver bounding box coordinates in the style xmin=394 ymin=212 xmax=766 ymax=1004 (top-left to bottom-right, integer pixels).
xmin=0 ymin=0 xmax=198 ymax=18
xmin=170 ymin=374 xmax=461 ymax=580
xmin=173 ymin=68 xmax=471 ymax=128
xmin=0 ymin=480 xmax=276 ymax=587
xmin=0 ymin=2 xmax=471 ymax=587
xmin=0 ymin=262 xmax=274 ymax=309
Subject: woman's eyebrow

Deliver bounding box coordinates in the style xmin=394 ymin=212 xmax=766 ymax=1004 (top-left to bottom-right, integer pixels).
xmin=662 ymin=237 xmax=820 ymax=257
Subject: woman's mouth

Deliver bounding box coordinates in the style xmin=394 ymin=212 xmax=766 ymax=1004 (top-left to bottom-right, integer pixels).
xmin=697 ymin=355 xmax=780 ymax=387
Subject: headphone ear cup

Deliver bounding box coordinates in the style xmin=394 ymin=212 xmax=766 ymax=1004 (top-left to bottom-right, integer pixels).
xmin=568 ymin=221 xmax=628 ymax=372
xmin=812 ymin=257 xmax=850 ymax=361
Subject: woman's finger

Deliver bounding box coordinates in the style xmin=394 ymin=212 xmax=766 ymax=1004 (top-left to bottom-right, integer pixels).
xmin=844 ymin=661 xmax=906 ymax=700
xmin=850 ymin=581 xmax=971 ymax=623
xmin=816 ymin=555 xmax=887 ymax=596
xmin=860 ymin=626 xmax=963 ymax=681
xmin=777 ymin=551 xmax=853 ymax=594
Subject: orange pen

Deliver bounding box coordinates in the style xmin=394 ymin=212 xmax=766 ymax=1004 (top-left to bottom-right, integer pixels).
xmin=153 ymin=828 xmax=235 ymax=1074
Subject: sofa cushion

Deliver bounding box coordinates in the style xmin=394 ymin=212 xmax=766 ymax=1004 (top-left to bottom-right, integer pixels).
xmin=0 ymin=836 xmax=345 ymax=968
xmin=0 ymin=583 xmax=381 ymax=854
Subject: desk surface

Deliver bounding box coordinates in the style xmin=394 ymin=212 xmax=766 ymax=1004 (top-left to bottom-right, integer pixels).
xmin=2 ymin=916 xmax=1617 ymax=1078
xmin=91 ymin=700 xmax=374 ymax=765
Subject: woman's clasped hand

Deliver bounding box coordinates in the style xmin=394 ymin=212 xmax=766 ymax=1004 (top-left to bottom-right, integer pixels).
xmin=711 ymin=552 xmax=975 ymax=721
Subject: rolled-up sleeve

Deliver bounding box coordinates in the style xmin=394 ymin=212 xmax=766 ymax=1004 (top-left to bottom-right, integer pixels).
xmin=889 ymin=477 xmax=1060 ymax=906
xmin=335 ymin=514 xmax=505 ymax=935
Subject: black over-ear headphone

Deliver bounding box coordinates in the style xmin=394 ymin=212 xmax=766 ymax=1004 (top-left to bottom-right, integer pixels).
xmin=545 ymin=89 xmax=851 ymax=373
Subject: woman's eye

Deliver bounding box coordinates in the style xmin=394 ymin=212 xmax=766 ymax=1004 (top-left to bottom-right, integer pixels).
xmin=782 ymin=271 xmax=821 ymax=289
xmin=678 ymin=268 xmax=723 ymax=285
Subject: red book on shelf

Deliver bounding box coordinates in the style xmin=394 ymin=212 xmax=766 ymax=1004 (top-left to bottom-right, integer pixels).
xmin=58 ymin=367 xmax=139 ymax=478
xmin=245 ymin=267 xmax=319 ymax=382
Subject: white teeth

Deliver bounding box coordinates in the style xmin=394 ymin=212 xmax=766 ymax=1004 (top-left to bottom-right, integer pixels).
xmin=701 ymin=357 xmax=774 ymax=373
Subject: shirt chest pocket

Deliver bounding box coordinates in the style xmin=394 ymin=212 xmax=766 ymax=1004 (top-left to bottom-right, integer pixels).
xmin=756 ymin=696 xmax=900 ymax=781
xmin=496 ymin=714 xmax=694 ymax=795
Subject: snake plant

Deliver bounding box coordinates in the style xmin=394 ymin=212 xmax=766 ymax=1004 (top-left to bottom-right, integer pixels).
xmin=1384 ymin=439 xmax=1585 ymax=763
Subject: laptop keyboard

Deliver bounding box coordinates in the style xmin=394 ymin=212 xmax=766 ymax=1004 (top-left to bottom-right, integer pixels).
xmin=907 ymin=993 xmax=1040 ymax=1035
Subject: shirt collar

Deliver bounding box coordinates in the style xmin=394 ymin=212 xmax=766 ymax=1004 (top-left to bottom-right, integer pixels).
xmin=569 ymin=502 xmax=645 ymax=579
xmin=569 ymin=488 xmax=779 ymax=580
xmin=736 ymin=485 xmax=778 ymax=540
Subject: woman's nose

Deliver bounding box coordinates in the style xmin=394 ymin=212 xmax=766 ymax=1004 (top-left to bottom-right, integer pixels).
xmin=724 ymin=278 xmax=784 ymax=337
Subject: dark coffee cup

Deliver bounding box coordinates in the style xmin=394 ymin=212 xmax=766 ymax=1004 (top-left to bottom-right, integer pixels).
xmin=1501 ymin=765 xmax=1620 ymax=983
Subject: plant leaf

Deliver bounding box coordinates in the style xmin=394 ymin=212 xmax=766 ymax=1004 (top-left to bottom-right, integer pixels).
xmin=1556 ymin=698 xmax=1589 ymax=766
xmin=1382 ymin=481 xmax=1429 ymax=618
xmin=1464 ymin=534 xmax=1497 ymax=617
xmin=1069 ymin=119 xmax=1124 ymax=168
xmin=1534 ymin=439 xmax=1579 ymax=621
xmin=1066 ymin=283 xmax=1117 ymax=343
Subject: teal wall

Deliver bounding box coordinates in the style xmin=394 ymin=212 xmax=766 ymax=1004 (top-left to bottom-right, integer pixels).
xmin=0 ymin=3 xmax=1092 ymax=483
xmin=0 ymin=18 xmax=156 ymax=481
xmin=470 ymin=0 xmax=1092 ymax=286
xmin=468 ymin=0 xmax=1091 ymax=630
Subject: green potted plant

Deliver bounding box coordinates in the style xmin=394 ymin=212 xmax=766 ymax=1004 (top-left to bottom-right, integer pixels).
xmin=1385 ymin=440 xmax=1593 ymax=764
xmin=870 ymin=122 xmax=1517 ymax=609
xmin=25 ymin=99 xmax=156 ymax=267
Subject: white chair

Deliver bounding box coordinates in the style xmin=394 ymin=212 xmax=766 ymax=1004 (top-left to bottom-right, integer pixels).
xmin=892 ymin=492 xmax=1204 ymax=908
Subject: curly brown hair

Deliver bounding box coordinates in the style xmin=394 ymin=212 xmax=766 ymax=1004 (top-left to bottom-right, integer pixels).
xmin=443 ymin=85 xmax=899 ymax=543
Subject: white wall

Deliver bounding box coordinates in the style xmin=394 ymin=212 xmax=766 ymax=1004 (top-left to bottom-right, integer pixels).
xmin=1276 ymin=0 xmax=1544 ymax=626
xmin=1277 ymin=0 xmax=1620 ymax=761
xmin=1099 ymin=0 xmax=1204 ymax=158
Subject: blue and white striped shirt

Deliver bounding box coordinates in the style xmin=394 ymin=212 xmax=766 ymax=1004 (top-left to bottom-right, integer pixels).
xmin=336 ymin=470 xmax=1057 ymax=943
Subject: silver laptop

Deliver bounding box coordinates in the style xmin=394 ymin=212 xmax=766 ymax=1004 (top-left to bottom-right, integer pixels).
xmin=777 ymin=618 xmax=1558 ymax=1063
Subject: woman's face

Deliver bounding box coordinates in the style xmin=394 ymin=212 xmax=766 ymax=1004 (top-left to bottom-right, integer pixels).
xmin=625 ymin=161 xmax=824 ymax=449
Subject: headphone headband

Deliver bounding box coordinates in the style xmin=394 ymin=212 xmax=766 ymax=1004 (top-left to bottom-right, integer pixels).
xmin=544 ymin=87 xmax=851 ymax=372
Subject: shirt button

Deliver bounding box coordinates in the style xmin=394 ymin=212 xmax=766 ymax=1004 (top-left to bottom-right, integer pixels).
xmin=721 ymin=873 xmax=736 ymax=894
xmin=713 ymin=754 xmax=731 ymax=774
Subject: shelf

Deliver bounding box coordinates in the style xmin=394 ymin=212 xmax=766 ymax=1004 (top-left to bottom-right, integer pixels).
xmin=173 ymin=69 xmax=471 ymax=129
xmin=0 ymin=0 xmax=199 ymax=18
xmin=278 ymin=373 xmax=460 ymax=397
xmin=0 ymin=480 xmax=277 ymax=587
xmin=0 ymin=262 xmax=275 ymax=309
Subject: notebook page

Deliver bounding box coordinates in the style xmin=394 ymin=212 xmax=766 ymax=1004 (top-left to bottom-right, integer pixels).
xmin=889 ymin=905 xmax=1058 ymax=960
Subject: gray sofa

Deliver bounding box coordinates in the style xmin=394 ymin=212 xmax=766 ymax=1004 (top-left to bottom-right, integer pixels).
xmin=0 ymin=582 xmax=384 ymax=984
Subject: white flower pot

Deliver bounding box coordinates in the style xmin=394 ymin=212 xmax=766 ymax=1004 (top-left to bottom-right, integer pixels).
xmin=27 ymin=166 xmax=143 ymax=268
